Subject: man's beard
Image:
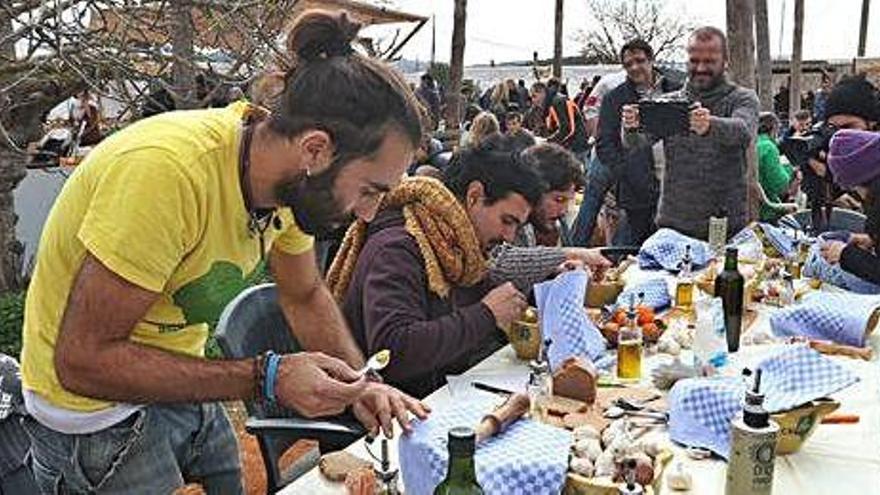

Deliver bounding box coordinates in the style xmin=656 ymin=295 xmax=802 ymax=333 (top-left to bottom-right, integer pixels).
xmin=275 ymin=165 xmax=354 ymax=237
xmin=689 ymin=71 xmax=724 ymax=91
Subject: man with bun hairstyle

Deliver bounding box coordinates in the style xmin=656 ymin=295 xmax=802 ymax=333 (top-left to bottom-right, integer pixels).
xmin=20 ymin=10 xmax=428 ymax=493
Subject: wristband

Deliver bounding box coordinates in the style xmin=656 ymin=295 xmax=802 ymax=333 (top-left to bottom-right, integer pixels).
xmin=264 ymin=351 xmax=282 ymax=404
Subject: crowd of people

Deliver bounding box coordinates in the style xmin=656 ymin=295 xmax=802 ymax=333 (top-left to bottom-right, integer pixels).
xmin=3 ymin=6 xmax=880 ymax=495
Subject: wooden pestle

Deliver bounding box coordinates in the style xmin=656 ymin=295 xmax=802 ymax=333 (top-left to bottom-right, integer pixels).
xmin=808 ymin=340 xmax=874 ymax=361
xmin=474 ymin=393 xmax=531 ymax=443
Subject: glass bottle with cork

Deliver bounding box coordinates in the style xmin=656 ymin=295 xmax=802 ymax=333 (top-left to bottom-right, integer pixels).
xmin=617 ymin=294 xmax=643 ymax=382
xmin=434 ymin=427 xmax=484 ymax=495
xmin=675 ymin=245 xmax=695 ymax=312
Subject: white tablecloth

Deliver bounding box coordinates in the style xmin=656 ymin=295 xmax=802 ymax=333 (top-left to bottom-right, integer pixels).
xmin=284 ymin=270 xmax=880 ymax=494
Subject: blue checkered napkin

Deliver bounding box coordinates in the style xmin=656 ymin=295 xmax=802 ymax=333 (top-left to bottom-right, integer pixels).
xmin=770 ymin=292 xmax=880 ymax=347
xmin=758 ymin=223 xmax=797 ymax=258
xmin=729 ymin=226 xmax=765 ymax=260
xmin=668 ymin=376 xmax=747 ymax=459
xmin=615 ymin=277 xmax=671 ymax=311
xmin=534 ymin=270 xmax=607 ymax=371
xmin=802 ymin=240 xmax=880 ymax=294
xmin=399 ymin=398 xmax=571 ymax=495
xmin=758 ymin=345 xmax=860 ymax=413
xmin=638 ymin=228 xmax=711 ymax=272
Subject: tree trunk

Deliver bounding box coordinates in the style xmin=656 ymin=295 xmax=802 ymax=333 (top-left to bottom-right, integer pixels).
xmin=445 ymin=0 xmax=467 ymax=127
xmin=790 ymin=0 xmax=804 ymax=117
xmin=0 ymin=12 xmax=25 ymax=291
xmin=858 ymin=0 xmax=871 ymax=57
xmin=726 ymin=0 xmax=757 ymax=89
xmin=0 ymin=153 xmax=26 ymax=292
xmin=170 ymin=1 xmax=197 ymax=109
xmin=553 ymin=0 xmax=564 ymax=79
xmin=755 ymin=0 xmax=773 ymax=111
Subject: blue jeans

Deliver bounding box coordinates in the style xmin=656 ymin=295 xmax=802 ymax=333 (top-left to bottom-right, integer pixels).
xmin=572 ymin=151 xmax=614 ymax=247
xmin=23 ymin=403 xmax=242 ymax=495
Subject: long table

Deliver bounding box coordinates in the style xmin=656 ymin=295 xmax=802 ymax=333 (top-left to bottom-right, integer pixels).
xmin=284 ymin=272 xmax=880 ymax=494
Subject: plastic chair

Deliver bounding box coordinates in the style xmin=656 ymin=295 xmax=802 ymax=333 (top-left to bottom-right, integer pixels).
xmin=784 ymin=207 xmax=866 ymax=234
xmin=214 ymin=284 xmax=365 ymax=493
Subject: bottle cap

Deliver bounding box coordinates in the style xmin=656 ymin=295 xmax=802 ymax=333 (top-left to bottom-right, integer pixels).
xmin=725 ymin=246 xmax=738 ymax=259
xmin=743 ymin=369 xmax=770 ymax=428
xmin=448 ymin=426 xmax=476 ymax=456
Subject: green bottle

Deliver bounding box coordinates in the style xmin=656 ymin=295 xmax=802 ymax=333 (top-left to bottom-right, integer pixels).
xmin=714 ymin=247 xmax=745 ymax=352
xmin=433 ymin=427 xmax=484 ymax=495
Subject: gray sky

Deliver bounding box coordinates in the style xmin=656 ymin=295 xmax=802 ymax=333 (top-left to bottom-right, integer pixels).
xmin=362 ymin=0 xmax=880 ymax=66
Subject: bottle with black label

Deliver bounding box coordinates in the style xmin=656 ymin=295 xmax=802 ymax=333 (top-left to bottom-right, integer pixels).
xmin=725 ymin=370 xmax=779 ymax=495
xmin=714 ymin=247 xmax=744 ymax=353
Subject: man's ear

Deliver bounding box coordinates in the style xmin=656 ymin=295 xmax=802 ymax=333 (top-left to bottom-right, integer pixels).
xmin=465 ymin=181 xmax=485 ymax=209
xmin=296 ymin=130 xmax=335 ymax=175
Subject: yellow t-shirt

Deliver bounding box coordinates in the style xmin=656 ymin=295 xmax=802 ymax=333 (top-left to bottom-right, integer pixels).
xmin=21 ymin=102 xmax=314 ymax=412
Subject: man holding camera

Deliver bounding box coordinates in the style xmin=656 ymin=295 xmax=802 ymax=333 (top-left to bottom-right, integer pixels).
xmin=597 ymin=39 xmax=682 ymax=245
xmin=622 ymin=27 xmax=759 ymax=240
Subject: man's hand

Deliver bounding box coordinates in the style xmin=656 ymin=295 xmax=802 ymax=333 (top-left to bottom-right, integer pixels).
xmin=690 ymin=104 xmax=711 ymax=136
xmin=622 ymin=104 xmax=640 ymax=130
xmin=482 ymin=282 xmax=528 ymax=328
xmin=851 ymin=233 xmax=875 ymax=250
xmin=808 ymin=158 xmax=827 ymax=178
xmin=351 ymin=382 xmax=431 ymax=438
xmin=275 ymin=352 xmax=367 ymax=418
xmin=562 ymin=247 xmax=612 ymax=281
xmin=820 ymin=240 xmax=847 ymax=265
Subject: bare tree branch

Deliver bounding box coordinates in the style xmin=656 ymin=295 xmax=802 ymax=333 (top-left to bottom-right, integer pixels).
xmin=577 ymin=0 xmax=695 ymax=64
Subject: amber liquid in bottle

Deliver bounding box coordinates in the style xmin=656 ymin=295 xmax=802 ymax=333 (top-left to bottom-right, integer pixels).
xmin=675 ymin=245 xmax=695 ymax=312
xmin=617 ymin=338 xmax=643 ymax=381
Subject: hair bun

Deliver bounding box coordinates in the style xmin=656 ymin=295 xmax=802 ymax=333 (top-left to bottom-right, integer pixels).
xmin=287 ymin=10 xmax=361 ymax=63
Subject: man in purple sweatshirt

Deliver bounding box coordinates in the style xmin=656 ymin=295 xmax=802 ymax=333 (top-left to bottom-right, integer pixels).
xmin=337 ymin=141 xmax=568 ymax=397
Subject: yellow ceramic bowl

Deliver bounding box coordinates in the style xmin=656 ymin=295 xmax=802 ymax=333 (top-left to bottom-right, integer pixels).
xmin=505 ymin=314 xmax=541 ymax=361
xmin=771 ymin=398 xmax=840 ymax=455
xmin=586 ymin=281 xmax=625 ymax=308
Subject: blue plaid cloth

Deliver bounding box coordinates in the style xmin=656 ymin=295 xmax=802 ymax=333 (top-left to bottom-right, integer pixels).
xmin=399 ymin=398 xmax=571 ymax=495
xmin=668 ymin=346 xmax=860 ymax=459
xmin=803 ymin=237 xmax=880 ymax=294
xmin=668 ymin=376 xmax=747 ymax=459
xmin=615 ymin=277 xmax=671 ymax=311
xmin=534 ymin=270 xmax=607 ymax=371
xmin=758 ymin=223 xmax=797 ymax=258
xmin=759 ymin=345 xmax=860 ymax=412
xmin=729 ymin=227 xmax=765 ymax=260
xmin=639 ymin=228 xmax=711 ymax=272
xmin=770 ymin=292 xmax=880 ymax=347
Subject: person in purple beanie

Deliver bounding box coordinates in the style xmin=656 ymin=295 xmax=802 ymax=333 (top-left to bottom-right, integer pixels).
xmin=822 ymin=129 xmax=880 ymax=283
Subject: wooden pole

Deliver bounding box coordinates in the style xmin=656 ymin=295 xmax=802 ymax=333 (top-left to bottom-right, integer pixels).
xmin=790 ymin=0 xmax=804 ymax=116
xmin=446 ymin=0 xmax=467 ymax=127
xmin=553 ymin=0 xmax=564 ymax=79
xmin=756 ymin=0 xmax=773 ymax=111
xmin=858 ymin=0 xmax=871 ymax=57
xmin=726 ymin=0 xmax=757 ymax=89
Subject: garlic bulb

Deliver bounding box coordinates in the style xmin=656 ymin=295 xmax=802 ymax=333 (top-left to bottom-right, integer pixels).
xmin=573 ymin=438 xmax=603 ymax=462
xmin=572 ymin=425 xmax=601 ymax=442
xmin=666 ymin=462 xmax=693 ymax=491
xmin=594 ymin=451 xmax=616 ymax=478
xmin=569 ymin=457 xmax=595 ymax=477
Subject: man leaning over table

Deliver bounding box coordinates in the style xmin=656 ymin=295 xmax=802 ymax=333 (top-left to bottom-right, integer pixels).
xmin=327 ymin=136 xmax=611 ymax=399
xmin=19 ymin=10 xmax=428 ymax=495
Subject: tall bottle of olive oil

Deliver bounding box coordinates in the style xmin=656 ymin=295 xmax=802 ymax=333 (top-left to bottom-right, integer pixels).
xmin=714 ymin=247 xmax=744 ymax=353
